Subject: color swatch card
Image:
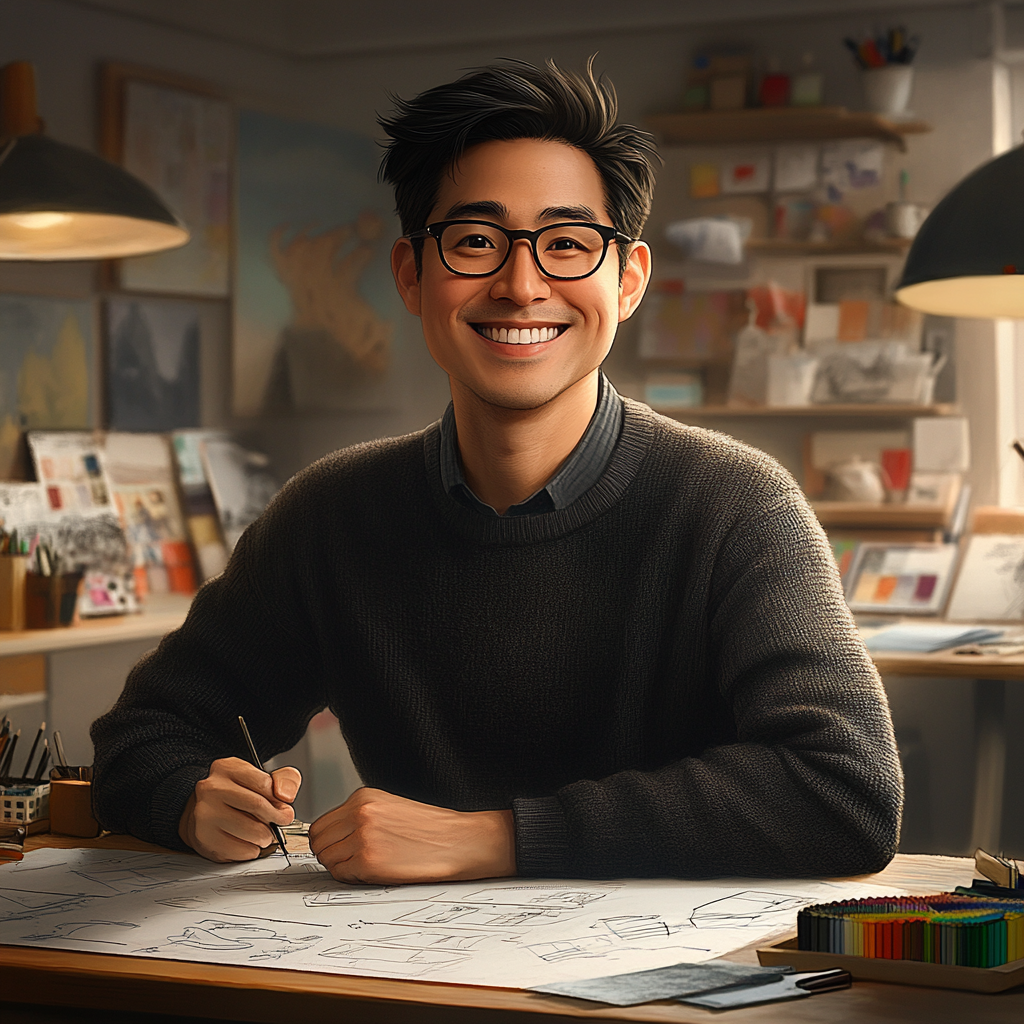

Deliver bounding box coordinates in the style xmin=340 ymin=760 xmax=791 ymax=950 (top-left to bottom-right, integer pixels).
xmin=845 ymin=543 xmax=959 ymax=615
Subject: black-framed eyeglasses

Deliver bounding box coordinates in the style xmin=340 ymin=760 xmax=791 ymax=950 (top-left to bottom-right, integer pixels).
xmin=406 ymin=220 xmax=636 ymax=280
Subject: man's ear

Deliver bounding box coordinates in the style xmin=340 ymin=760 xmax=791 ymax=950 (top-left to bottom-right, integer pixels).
xmin=618 ymin=241 xmax=652 ymax=323
xmin=391 ymin=237 xmax=421 ymax=317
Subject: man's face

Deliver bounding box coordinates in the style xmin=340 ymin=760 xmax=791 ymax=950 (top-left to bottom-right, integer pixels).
xmin=392 ymin=138 xmax=650 ymax=411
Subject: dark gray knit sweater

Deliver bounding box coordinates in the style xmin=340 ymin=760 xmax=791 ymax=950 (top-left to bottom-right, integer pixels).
xmin=91 ymin=400 xmax=903 ymax=878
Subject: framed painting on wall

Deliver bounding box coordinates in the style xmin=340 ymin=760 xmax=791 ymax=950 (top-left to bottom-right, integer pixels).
xmin=100 ymin=63 xmax=232 ymax=297
xmin=105 ymin=296 xmax=202 ymax=432
xmin=0 ymin=294 xmax=95 ymax=480
xmin=233 ymin=109 xmax=402 ymax=416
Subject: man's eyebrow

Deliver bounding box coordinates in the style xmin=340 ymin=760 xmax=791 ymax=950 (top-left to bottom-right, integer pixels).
xmin=539 ymin=205 xmax=597 ymax=222
xmin=444 ymin=201 xmax=509 ymax=220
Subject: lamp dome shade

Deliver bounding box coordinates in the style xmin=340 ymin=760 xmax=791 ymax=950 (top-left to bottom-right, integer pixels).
xmin=0 ymin=134 xmax=189 ymax=260
xmin=896 ymin=144 xmax=1024 ymax=318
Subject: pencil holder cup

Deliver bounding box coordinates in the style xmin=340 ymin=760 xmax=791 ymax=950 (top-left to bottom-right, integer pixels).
xmin=49 ymin=765 xmax=101 ymax=838
xmin=0 ymin=555 xmax=29 ymax=630
xmin=25 ymin=571 xmax=82 ymax=629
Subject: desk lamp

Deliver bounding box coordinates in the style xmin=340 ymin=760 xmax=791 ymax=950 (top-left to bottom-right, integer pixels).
xmin=0 ymin=61 xmax=188 ymax=260
xmin=895 ymin=144 xmax=1024 ymax=318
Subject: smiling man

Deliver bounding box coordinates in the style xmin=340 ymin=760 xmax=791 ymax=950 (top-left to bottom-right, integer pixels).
xmin=92 ymin=60 xmax=902 ymax=884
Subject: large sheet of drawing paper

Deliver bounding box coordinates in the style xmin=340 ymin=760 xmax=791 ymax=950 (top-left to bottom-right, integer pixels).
xmin=0 ymin=848 xmax=899 ymax=989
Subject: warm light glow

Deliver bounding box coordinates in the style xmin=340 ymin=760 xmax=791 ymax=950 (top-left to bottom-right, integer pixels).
xmin=8 ymin=212 xmax=72 ymax=230
xmin=896 ymin=275 xmax=1024 ymax=319
xmin=0 ymin=212 xmax=188 ymax=260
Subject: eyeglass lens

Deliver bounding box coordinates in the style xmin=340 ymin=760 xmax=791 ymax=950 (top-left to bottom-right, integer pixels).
xmin=438 ymin=223 xmax=608 ymax=277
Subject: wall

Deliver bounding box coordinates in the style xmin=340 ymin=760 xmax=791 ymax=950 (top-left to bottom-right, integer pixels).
xmin=0 ymin=0 xmax=1005 ymax=483
xmin=1 ymin=0 xmax=1017 ymax=852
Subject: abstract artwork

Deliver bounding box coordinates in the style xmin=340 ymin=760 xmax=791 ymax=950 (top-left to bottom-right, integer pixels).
xmin=106 ymin=297 xmax=201 ymax=432
xmin=0 ymin=295 xmax=94 ymax=479
xmin=234 ymin=110 xmax=401 ymax=416
xmin=108 ymin=71 xmax=231 ymax=297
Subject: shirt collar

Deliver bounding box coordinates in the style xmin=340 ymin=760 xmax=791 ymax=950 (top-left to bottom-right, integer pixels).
xmin=439 ymin=373 xmax=623 ymax=517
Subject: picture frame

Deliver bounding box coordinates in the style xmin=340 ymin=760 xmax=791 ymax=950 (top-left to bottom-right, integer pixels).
xmin=99 ymin=63 xmax=232 ymax=298
xmin=845 ymin=542 xmax=960 ymax=615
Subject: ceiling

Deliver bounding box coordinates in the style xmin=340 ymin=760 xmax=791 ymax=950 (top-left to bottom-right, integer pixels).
xmin=64 ymin=0 xmax=975 ymax=58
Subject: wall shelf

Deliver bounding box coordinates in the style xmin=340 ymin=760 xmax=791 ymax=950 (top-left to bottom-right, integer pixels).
xmin=645 ymin=107 xmax=931 ymax=150
xmin=653 ymin=403 xmax=958 ymax=418
xmin=811 ymin=500 xmax=953 ymax=531
xmin=744 ymin=237 xmax=912 ymax=256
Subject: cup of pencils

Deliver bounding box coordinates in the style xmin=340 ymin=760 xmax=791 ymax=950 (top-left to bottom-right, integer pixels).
xmin=0 ymin=527 xmax=30 ymax=631
xmin=845 ymin=26 xmax=920 ymax=116
xmin=24 ymin=540 xmax=82 ymax=629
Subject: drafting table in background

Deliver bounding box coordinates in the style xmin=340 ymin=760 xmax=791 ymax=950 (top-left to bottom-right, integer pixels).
xmin=870 ymin=644 xmax=1024 ymax=858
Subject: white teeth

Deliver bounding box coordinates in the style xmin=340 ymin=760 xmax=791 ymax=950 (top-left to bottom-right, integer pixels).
xmin=478 ymin=326 xmax=561 ymax=343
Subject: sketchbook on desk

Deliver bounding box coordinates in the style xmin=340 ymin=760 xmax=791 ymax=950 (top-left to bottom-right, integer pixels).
xmin=0 ymin=848 xmax=905 ymax=989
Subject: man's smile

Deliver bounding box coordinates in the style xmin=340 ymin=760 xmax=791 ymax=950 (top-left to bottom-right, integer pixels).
xmin=471 ymin=323 xmax=569 ymax=345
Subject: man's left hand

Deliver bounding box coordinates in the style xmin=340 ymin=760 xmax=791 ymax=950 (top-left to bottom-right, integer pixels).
xmin=308 ymin=788 xmax=516 ymax=884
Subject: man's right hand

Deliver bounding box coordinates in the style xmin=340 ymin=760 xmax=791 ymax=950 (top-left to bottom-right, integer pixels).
xmin=178 ymin=757 xmax=301 ymax=863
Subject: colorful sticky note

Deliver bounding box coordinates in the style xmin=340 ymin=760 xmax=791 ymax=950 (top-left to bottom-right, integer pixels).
xmin=689 ymin=163 xmax=720 ymax=199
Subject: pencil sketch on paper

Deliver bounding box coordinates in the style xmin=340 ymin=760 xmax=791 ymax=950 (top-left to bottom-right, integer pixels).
xmin=946 ymin=534 xmax=1024 ymax=621
xmin=20 ymin=919 xmax=139 ymax=946
xmin=0 ymin=848 xmax=903 ymax=989
xmin=689 ymin=892 xmax=810 ymax=928
xmin=135 ymin=919 xmax=323 ymax=962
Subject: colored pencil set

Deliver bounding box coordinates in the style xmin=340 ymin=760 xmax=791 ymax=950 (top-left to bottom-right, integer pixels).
xmin=798 ymin=895 xmax=1024 ymax=967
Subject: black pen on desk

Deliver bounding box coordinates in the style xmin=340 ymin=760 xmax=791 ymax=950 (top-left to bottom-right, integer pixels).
xmin=237 ymin=715 xmax=292 ymax=867
xmin=1013 ymin=439 xmax=1024 ymax=464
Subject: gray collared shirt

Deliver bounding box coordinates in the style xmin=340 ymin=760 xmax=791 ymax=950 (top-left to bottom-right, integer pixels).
xmin=439 ymin=373 xmax=624 ymax=517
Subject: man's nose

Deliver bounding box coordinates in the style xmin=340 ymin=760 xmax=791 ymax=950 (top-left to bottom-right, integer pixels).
xmin=489 ymin=239 xmax=551 ymax=305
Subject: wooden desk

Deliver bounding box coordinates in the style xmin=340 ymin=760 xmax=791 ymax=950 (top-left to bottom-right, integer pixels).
xmin=2 ymin=836 xmax=1022 ymax=1023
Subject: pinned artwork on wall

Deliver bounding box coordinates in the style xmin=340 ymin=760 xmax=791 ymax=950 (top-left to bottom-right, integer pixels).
xmin=105 ymin=297 xmax=202 ymax=432
xmin=0 ymin=295 xmax=95 ymax=480
xmin=234 ymin=109 xmax=402 ymax=416
xmin=100 ymin=64 xmax=231 ymax=297
xmin=720 ymin=153 xmax=771 ymax=194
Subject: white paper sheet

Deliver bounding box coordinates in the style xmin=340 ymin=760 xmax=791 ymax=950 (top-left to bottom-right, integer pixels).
xmin=0 ymin=848 xmax=900 ymax=989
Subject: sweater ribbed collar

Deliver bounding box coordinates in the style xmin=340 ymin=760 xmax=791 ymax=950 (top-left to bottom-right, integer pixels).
xmin=423 ymin=398 xmax=656 ymax=545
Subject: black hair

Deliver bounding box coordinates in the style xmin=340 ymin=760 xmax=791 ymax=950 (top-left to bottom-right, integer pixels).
xmin=378 ymin=57 xmax=659 ymax=276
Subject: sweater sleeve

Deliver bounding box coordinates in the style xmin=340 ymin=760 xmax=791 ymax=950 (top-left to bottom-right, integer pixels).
xmin=513 ymin=463 xmax=903 ymax=880
xmin=90 ymin=493 xmax=326 ymax=850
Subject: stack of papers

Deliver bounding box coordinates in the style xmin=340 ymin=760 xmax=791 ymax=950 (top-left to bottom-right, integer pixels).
xmin=864 ymin=623 xmax=1004 ymax=653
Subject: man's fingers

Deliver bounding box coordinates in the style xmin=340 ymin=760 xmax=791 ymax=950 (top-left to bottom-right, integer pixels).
xmin=307 ymin=816 xmax=355 ymax=856
xmin=272 ymin=767 xmax=301 ymax=803
xmin=214 ymin=757 xmax=278 ymax=798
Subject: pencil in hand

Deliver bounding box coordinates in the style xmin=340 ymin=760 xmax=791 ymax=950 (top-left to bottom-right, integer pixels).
xmin=237 ymin=715 xmax=293 ymax=867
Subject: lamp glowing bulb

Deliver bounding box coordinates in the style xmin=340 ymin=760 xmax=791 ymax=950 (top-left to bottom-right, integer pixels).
xmin=8 ymin=212 xmax=73 ymax=230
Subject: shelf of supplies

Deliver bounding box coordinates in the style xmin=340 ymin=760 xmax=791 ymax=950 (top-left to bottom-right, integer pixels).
xmin=811 ymin=501 xmax=953 ymax=530
xmin=0 ymin=594 xmax=192 ymax=657
xmin=645 ymin=106 xmax=931 ymax=150
xmin=653 ymin=403 xmax=958 ymax=418
xmin=744 ymin=237 xmax=912 ymax=256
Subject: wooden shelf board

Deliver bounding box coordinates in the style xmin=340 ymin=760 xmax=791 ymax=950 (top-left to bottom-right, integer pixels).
xmin=646 ymin=106 xmax=931 ymax=149
xmin=811 ymin=501 xmax=951 ymax=530
xmin=745 ymin=237 xmax=912 ymax=255
xmin=0 ymin=594 xmax=191 ymax=657
xmin=654 ymin=403 xmax=959 ymax=418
